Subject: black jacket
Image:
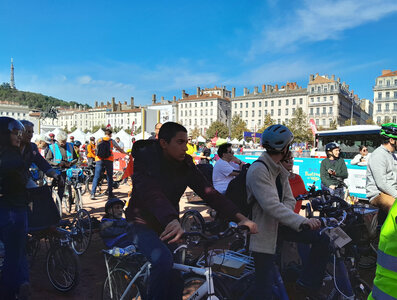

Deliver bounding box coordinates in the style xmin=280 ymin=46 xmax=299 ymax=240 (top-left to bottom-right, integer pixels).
xmin=125 ymin=140 xmax=239 ymax=234
xmin=0 ymin=146 xmax=28 ymax=207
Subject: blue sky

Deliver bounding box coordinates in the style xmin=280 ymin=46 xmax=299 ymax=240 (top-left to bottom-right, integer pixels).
xmin=1 ymin=0 xmax=397 ymax=107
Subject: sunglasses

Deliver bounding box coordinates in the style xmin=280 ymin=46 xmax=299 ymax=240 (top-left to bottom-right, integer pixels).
xmin=362 ymin=149 xmax=368 ymax=152
xmin=226 ymin=150 xmax=234 ymax=154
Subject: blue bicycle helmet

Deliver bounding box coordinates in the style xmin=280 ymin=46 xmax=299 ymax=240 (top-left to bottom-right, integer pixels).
xmin=261 ymin=124 xmax=294 ymax=151
xmin=325 ymin=142 xmax=340 ymax=152
xmin=74 ymin=140 xmax=82 ymax=147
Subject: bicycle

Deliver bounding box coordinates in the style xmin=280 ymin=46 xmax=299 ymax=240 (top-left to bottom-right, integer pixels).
xmin=26 ymin=220 xmax=83 ymax=292
xmin=50 ymin=166 xmax=85 ymax=216
xmin=300 ymin=192 xmax=373 ymax=299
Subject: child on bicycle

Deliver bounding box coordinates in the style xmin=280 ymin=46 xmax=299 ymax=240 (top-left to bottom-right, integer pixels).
xmin=100 ymin=198 xmax=132 ymax=248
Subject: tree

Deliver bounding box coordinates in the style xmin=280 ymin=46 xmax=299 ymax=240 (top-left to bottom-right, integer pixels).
xmin=258 ymin=114 xmax=275 ymax=133
xmin=288 ymin=108 xmax=312 ymax=143
xmin=230 ymin=114 xmax=248 ymax=140
xmin=92 ymin=125 xmax=104 ymax=132
xmin=190 ymin=127 xmax=200 ymax=139
xmin=343 ymin=118 xmax=357 ymax=126
xmin=135 ymin=126 xmax=142 ymax=135
xmin=69 ymin=125 xmax=77 ymax=133
xmin=329 ymin=119 xmax=338 ymax=130
xmin=206 ymin=121 xmax=228 ymax=138
xmin=366 ymin=118 xmax=375 ymax=125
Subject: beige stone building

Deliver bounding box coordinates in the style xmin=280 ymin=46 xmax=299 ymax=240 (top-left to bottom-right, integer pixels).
xmin=231 ymin=74 xmax=370 ymax=131
xmin=373 ymin=70 xmax=397 ymax=124
xmin=177 ymin=87 xmax=231 ymax=135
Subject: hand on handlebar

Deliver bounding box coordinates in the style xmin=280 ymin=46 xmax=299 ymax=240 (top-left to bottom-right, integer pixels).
xmin=302 ymin=218 xmax=321 ymax=230
xmin=238 ymin=219 xmax=258 ymax=234
xmin=160 ymin=219 xmax=184 ymax=244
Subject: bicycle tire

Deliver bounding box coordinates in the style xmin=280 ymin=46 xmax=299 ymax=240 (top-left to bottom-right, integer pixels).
xmin=75 ymin=188 xmax=83 ymax=212
xmin=102 ymin=267 xmax=146 ymax=300
xmin=182 ymin=275 xmax=230 ymax=300
xmin=52 ymin=189 xmax=63 ymax=219
xmin=180 ymin=210 xmax=206 ymax=234
xmin=46 ymin=245 xmax=80 ymax=292
xmin=71 ymin=209 xmax=92 ymax=255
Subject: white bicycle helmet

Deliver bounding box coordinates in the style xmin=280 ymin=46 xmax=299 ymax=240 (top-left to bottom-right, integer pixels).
xmin=261 ymin=124 xmax=294 ymax=151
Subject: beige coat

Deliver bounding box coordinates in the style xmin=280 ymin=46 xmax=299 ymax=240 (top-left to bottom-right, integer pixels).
xmin=246 ymin=152 xmax=306 ymax=254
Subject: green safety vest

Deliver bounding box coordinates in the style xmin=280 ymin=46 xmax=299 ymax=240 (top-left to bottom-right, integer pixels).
xmin=369 ymin=199 xmax=397 ymax=299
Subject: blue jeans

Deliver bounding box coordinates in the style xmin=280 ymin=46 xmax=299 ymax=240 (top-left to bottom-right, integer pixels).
xmin=0 ymin=205 xmax=29 ymax=299
xmin=91 ymin=160 xmax=113 ymax=196
xmin=321 ymin=183 xmax=344 ymax=199
xmin=253 ymin=227 xmax=330 ymax=299
xmin=129 ymin=223 xmax=183 ymax=300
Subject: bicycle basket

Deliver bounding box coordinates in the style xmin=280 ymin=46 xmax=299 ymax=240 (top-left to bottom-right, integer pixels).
xmin=346 ymin=205 xmax=378 ymax=245
xmin=196 ymin=249 xmax=254 ymax=280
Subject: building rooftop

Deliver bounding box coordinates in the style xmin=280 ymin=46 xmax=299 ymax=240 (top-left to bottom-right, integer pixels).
xmin=178 ymin=93 xmax=230 ymax=102
xmin=309 ymin=75 xmax=335 ymax=84
xmin=379 ymin=70 xmax=397 ymax=78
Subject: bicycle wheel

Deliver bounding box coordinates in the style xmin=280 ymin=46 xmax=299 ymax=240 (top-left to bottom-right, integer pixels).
xmin=75 ymin=188 xmax=83 ymax=212
xmin=71 ymin=209 xmax=92 ymax=255
xmin=96 ymin=177 xmax=108 ymax=197
xmin=182 ymin=275 xmax=230 ymax=300
xmin=52 ymin=189 xmax=62 ymax=218
xmin=46 ymin=245 xmax=80 ymax=292
xmin=102 ymin=267 xmax=146 ymax=300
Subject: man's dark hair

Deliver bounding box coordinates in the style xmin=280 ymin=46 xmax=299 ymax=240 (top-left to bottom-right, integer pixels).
xmin=104 ymin=128 xmax=112 ymax=135
xmin=158 ymin=122 xmax=187 ymax=143
xmin=218 ymin=143 xmax=232 ymax=158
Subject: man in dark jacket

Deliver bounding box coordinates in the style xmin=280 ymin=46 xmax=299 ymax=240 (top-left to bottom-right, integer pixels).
xmin=20 ymin=120 xmax=60 ymax=186
xmin=125 ymin=122 xmax=257 ymax=300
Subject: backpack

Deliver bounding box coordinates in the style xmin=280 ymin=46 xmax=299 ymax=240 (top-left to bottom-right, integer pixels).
xmin=96 ymin=139 xmax=112 ymax=159
xmin=225 ymin=160 xmax=282 ymax=217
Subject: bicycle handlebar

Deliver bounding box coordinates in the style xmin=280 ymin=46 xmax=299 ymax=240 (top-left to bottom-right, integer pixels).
xmin=182 ymin=222 xmax=249 ymax=243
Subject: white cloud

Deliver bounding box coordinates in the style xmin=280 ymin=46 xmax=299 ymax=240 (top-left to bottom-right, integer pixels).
xmin=13 ymin=59 xmax=221 ymax=106
xmin=249 ymin=0 xmax=397 ymax=57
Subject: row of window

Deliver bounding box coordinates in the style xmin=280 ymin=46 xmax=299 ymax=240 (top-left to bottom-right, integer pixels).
xmin=309 ymin=106 xmax=334 ymax=115
xmin=376 ymin=91 xmax=397 ymax=100
xmin=180 ymin=109 xmax=214 ymax=117
xmin=0 ymin=111 xmax=27 ymax=117
xmin=377 ymin=116 xmax=397 ymax=124
xmin=310 ymin=85 xmax=336 ymax=93
xmin=238 ymin=107 xmax=300 ymax=118
xmin=376 ymin=103 xmax=397 ymax=112
xmin=310 ymin=96 xmax=334 ymax=103
xmin=182 ymin=118 xmax=214 ymax=126
xmin=180 ymin=101 xmax=214 ymax=108
xmin=377 ymin=79 xmax=397 ymax=86
xmin=233 ymin=98 xmax=304 ymax=109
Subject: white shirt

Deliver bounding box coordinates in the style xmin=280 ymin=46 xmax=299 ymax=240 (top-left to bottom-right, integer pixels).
xmin=212 ymin=158 xmax=239 ymax=194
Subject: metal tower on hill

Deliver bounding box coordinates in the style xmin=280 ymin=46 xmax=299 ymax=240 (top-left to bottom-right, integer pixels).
xmin=10 ymin=58 xmax=15 ymax=89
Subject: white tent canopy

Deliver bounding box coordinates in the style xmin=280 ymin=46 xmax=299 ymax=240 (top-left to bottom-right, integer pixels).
xmin=48 ymin=128 xmax=62 ymax=138
xmin=69 ymin=128 xmax=86 ymax=143
xmin=92 ymin=129 xmax=105 ymax=140
xmin=115 ymin=129 xmax=131 ymax=150
xmin=231 ymin=138 xmax=240 ymax=145
xmin=238 ymin=139 xmax=245 ymax=144
xmin=133 ymin=131 xmax=151 ymax=141
xmin=197 ymin=135 xmax=206 ymax=143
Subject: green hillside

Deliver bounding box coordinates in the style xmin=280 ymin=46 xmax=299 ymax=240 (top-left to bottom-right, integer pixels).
xmin=0 ymin=82 xmax=89 ymax=111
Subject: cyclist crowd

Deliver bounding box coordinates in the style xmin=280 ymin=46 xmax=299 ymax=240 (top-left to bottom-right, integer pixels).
xmin=1 ymin=115 xmax=397 ymax=299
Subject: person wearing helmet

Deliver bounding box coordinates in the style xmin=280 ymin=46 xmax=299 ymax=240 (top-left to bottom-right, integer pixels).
xmin=246 ymin=124 xmax=329 ymax=299
xmin=73 ymin=140 xmax=82 ymax=161
xmin=48 ymin=132 xmax=56 ymax=144
xmin=99 ymin=198 xmax=131 ymax=248
xmin=320 ymin=142 xmax=348 ymax=198
xmin=87 ymin=137 xmax=96 ymax=166
xmin=0 ymin=117 xmax=31 ymax=299
xmin=366 ymin=123 xmax=397 ymax=212
xmin=46 ymin=130 xmax=78 ymax=202
xmin=19 ymin=120 xmax=60 ymax=187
